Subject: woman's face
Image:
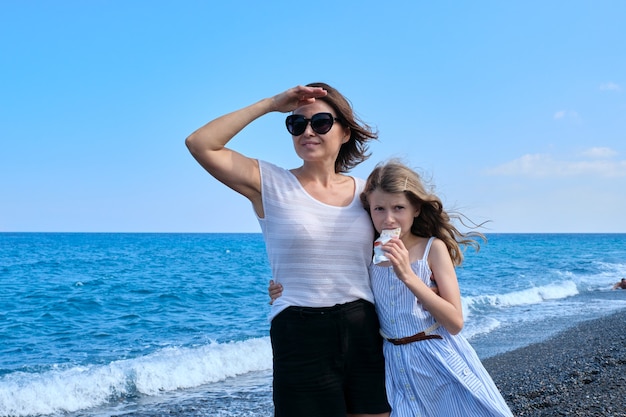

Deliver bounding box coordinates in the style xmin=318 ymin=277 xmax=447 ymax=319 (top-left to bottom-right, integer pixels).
xmin=290 ymin=101 xmax=349 ymax=164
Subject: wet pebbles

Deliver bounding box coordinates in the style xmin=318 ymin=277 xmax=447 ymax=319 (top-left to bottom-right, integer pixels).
xmin=483 ymin=309 xmax=626 ymax=416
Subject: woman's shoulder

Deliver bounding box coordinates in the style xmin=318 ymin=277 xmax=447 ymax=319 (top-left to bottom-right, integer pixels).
xmin=352 ymin=175 xmax=366 ymax=192
xmin=258 ymin=159 xmax=281 ymax=171
xmin=259 ymin=160 xmax=294 ymax=179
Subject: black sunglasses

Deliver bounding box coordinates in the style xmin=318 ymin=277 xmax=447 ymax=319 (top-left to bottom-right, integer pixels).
xmin=285 ymin=112 xmax=340 ymax=136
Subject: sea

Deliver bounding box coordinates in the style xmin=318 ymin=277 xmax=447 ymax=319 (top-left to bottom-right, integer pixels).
xmin=1 ymin=232 xmax=626 ymax=417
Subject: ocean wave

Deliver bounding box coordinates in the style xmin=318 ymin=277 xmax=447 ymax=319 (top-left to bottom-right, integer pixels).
xmin=463 ymin=280 xmax=579 ymax=310
xmin=463 ymin=316 xmax=501 ymax=340
xmin=0 ymin=337 xmax=272 ymax=417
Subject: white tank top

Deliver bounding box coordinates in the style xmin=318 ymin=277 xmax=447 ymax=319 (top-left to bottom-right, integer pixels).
xmin=257 ymin=160 xmax=375 ymax=320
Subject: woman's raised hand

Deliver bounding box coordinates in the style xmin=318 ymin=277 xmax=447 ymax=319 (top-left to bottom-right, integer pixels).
xmin=271 ymin=85 xmax=328 ymax=113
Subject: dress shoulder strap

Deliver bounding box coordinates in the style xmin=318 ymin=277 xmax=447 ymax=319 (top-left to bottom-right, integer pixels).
xmin=422 ymin=237 xmax=436 ymax=261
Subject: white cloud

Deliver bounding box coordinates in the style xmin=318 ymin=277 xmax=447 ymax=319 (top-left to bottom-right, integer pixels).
xmin=553 ymin=110 xmax=580 ymax=120
xmin=599 ymin=82 xmax=621 ymax=91
xmin=581 ymin=147 xmax=617 ymax=158
xmin=485 ymin=148 xmax=626 ymax=178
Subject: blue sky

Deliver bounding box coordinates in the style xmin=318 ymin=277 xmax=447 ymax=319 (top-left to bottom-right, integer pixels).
xmin=1 ymin=1 xmax=624 ymax=233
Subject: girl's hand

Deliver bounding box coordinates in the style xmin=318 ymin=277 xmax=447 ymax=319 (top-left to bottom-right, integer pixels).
xmin=271 ymin=85 xmax=328 ymax=113
xmin=268 ymin=280 xmax=283 ymax=305
xmin=382 ymin=238 xmax=415 ymax=283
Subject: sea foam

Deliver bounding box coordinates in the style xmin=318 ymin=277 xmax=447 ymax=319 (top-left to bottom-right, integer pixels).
xmin=463 ymin=280 xmax=579 ymax=310
xmin=0 ymin=337 xmax=272 ymax=417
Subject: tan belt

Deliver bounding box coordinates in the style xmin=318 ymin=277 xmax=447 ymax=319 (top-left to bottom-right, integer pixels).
xmin=381 ymin=323 xmax=442 ymax=345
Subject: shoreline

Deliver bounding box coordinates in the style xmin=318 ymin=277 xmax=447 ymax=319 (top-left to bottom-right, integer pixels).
xmin=483 ymin=308 xmax=626 ymax=416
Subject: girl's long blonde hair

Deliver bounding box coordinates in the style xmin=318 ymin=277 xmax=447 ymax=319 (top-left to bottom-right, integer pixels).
xmin=360 ymin=160 xmax=486 ymax=266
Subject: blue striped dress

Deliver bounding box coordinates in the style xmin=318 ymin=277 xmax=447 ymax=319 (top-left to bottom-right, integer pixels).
xmin=370 ymin=237 xmax=513 ymax=417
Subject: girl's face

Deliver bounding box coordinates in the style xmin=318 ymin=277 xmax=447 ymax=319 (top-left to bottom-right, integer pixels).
xmin=367 ymin=189 xmax=420 ymax=240
xmin=290 ymin=101 xmax=349 ymax=163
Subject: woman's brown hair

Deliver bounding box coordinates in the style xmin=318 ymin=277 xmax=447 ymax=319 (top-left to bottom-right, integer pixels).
xmin=306 ymin=82 xmax=377 ymax=173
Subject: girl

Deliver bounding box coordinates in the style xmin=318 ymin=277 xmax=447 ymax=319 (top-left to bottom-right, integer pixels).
xmin=360 ymin=160 xmax=513 ymax=417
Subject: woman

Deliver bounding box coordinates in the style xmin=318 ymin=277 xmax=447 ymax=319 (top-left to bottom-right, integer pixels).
xmin=185 ymin=83 xmax=390 ymax=417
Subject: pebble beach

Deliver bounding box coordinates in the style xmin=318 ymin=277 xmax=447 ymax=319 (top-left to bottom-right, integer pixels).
xmin=483 ymin=308 xmax=626 ymax=417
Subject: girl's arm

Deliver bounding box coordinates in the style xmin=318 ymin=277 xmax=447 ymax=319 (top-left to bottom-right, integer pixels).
xmin=386 ymin=238 xmax=464 ymax=334
xmin=268 ymin=280 xmax=283 ymax=304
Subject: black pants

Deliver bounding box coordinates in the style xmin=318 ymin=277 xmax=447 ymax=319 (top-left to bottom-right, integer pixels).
xmin=270 ymin=299 xmax=390 ymax=417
